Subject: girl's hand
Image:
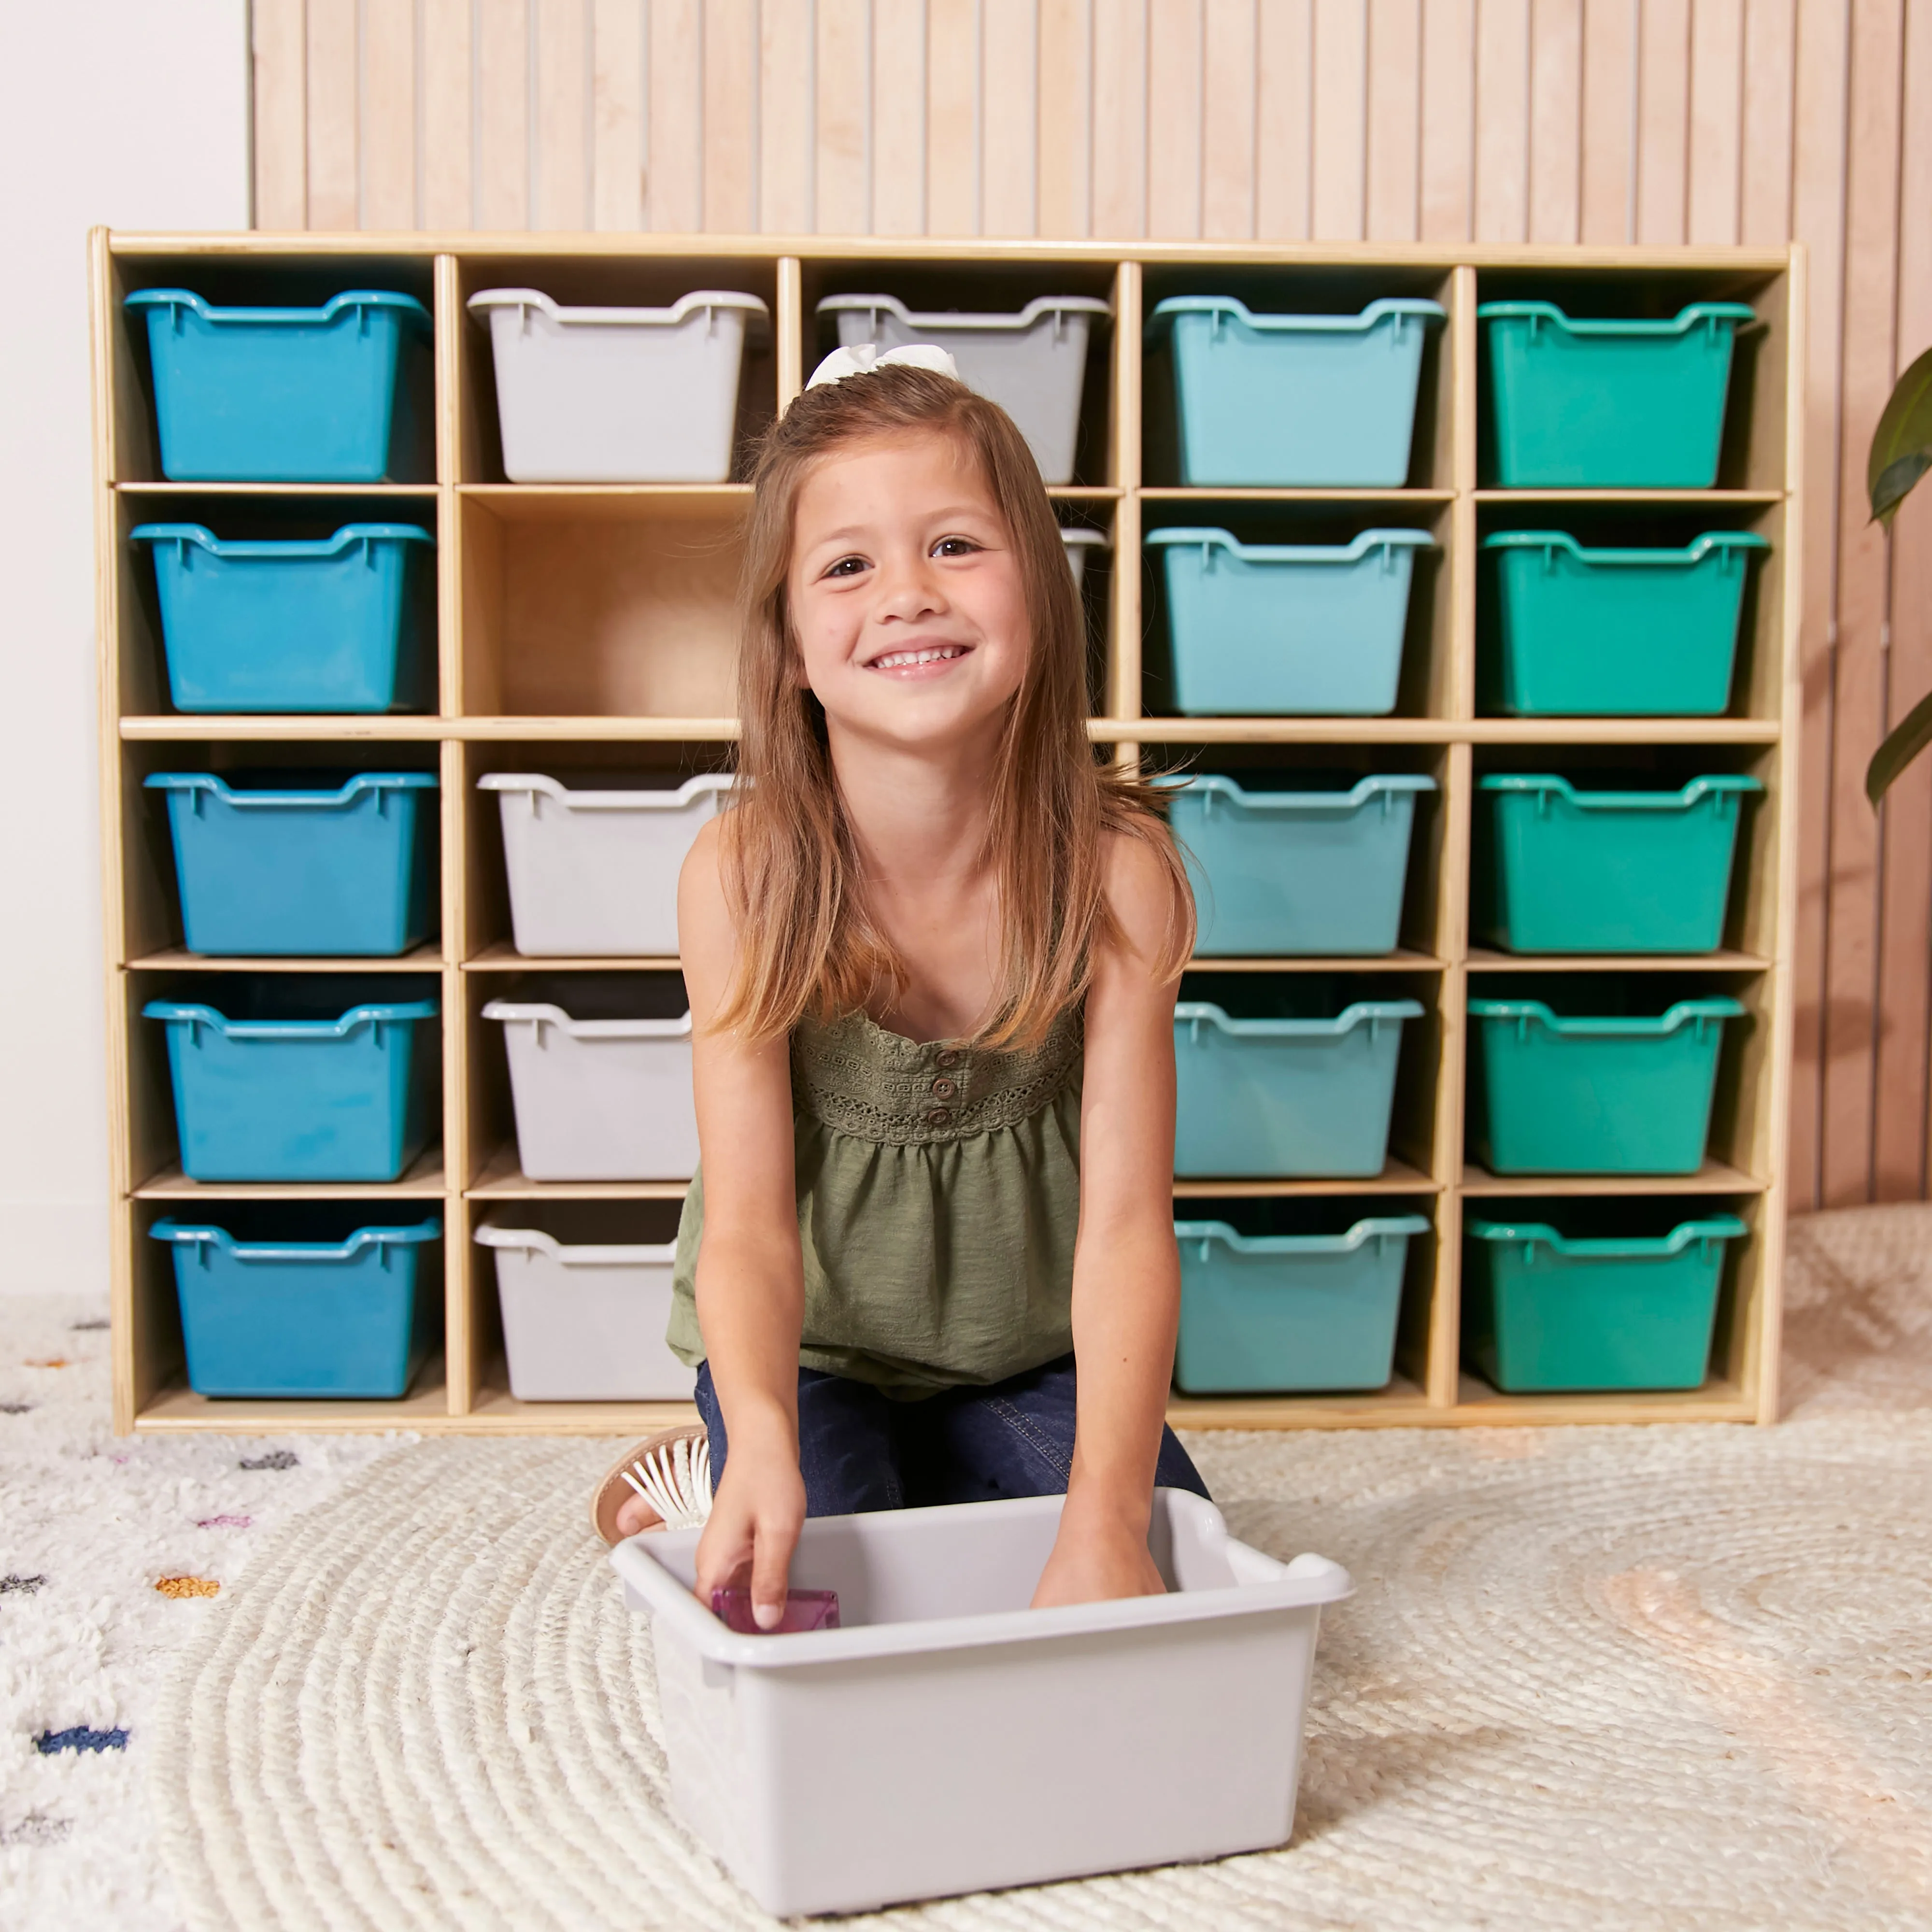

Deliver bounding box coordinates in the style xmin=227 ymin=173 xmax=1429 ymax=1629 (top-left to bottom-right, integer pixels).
xmin=1030 ymin=1491 xmax=1167 ymax=1608
xmin=691 ymin=1443 xmax=807 ymax=1630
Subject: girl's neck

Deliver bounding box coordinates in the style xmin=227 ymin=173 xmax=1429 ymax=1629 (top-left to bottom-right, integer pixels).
xmin=826 ymin=715 xmax=1002 ymax=890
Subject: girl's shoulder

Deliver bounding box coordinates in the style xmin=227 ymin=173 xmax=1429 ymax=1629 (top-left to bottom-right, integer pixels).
xmin=1097 ymin=821 xmax=1192 ymax=969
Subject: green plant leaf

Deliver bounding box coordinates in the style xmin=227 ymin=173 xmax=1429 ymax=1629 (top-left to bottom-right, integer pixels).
xmin=1867 ymin=688 xmax=1932 ymax=805
xmin=1869 ymin=345 xmax=1932 ymax=523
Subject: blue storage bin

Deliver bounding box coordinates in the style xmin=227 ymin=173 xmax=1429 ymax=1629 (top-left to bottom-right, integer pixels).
xmin=1174 ymin=1209 xmax=1429 ymax=1392
xmin=132 ymin=523 xmax=435 ymax=714
xmin=1161 ymin=772 xmax=1435 ymax=955
xmin=1147 ymin=297 xmax=1445 ymax=485
xmin=1174 ymin=979 xmax=1423 ymax=1177
xmin=1475 ymin=774 xmax=1762 ymax=954
xmin=144 ymin=981 xmax=439 ymax=1183
xmin=147 ymin=771 xmax=438 ymax=957
xmin=1148 ymin=527 xmax=1435 ymax=716
xmin=151 ymin=1209 xmax=440 ymax=1398
xmin=124 ymin=288 xmax=433 ymax=482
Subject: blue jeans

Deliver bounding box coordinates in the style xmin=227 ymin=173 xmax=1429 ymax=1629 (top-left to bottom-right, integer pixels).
xmin=693 ymin=1353 xmax=1211 ymax=1515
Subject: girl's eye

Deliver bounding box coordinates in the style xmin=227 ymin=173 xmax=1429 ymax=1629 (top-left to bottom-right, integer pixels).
xmin=823 ymin=555 xmax=869 ymax=579
xmin=932 ymin=536 xmax=980 ymax=558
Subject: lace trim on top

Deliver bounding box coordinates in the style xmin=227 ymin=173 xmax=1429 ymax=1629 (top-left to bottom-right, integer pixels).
xmin=791 ymin=1004 xmax=1083 ymax=1145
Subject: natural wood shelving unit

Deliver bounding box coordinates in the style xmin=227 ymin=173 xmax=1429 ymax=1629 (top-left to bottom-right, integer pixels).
xmin=93 ymin=232 xmax=1802 ymax=1436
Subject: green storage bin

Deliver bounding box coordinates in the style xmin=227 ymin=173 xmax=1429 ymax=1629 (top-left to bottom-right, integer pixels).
xmin=1475 ymin=774 xmax=1762 ymax=954
xmin=1480 ymin=531 xmax=1768 ymax=716
xmin=1468 ymin=983 xmax=1747 ymax=1174
xmin=1464 ymin=1209 xmax=1747 ymax=1392
xmin=1174 ymin=1208 xmax=1429 ymax=1393
xmin=1478 ymin=300 xmax=1757 ymax=487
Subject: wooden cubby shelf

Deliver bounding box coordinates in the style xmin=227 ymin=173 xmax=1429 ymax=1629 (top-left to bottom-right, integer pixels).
xmin=93 ymin=232 xmax=1800 ymax=1435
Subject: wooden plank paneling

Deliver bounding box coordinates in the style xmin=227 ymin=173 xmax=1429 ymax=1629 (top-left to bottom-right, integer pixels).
xmin=1092 ymin=0 xmax=1149 ymax=236
xmin=759 ymin=0 xmax=814 ymax=234
xmin=1365 ymin=0 xmax=1420 ymax=241
xmin=1038 ymin=0 xmax=1094 ymax=237
xmin=1889 ymin=0 xmax=1932 ymax=1201
xmin=252 ymin=0 xmax=308 ymax=227
xmin=533 ymin=0 xmax=591 ymax=232
xmin=1741 ymin=0 xmax=1797 ymax=244
xmin=1687 ymin=0 xmax=1745 ymax=244
xmin=648 ymin=0 xmax=702 ymax=232
xmin=590 ymin=0 xmax=644 ymax=231
xmin=1822 ymin=0 xmax=1905 ymax=1205
xmin=422 ymin=0 xmax=474 ymax=227
xmin=1257 ymin=0 xmax=1315 ymax=239
xmin=874 ymin=0 xmax=928 ymax=233
xmin=983 ymin=0 xmax=1039 ymax=236
xmin=476 ymin=0 xmax=532 ymax=230
xmin=1148 ymin=0 xmax=1206 ymax=238
xmin=1204 ymin=0 xmax=1260 ymax=240
xmin=927 ymin=0 xmax=981 ymax=234
xmin=1311 ymin=0 xmax=1368 ymax=239
xmin=1580 ymin=0 xmax=1637 ymax=244
xmin=361 ymin=0 xmax=417 ymax=229
xmin=305 ymin=0 xmax=359 ymax=229
xmin=1789 ymin=0 xmax=1855 ymax=1210
xmin=1473 ymin=0 xmax=1528 ymax=242
xmin=818 ymin=0 xmax=873 ymax=235
xmin=1418 ymin=0 xmax=1474 ymax=240
xmin=1527 ymin=0 xmax=1580 ymax=244
xmin=1635 ymin=0 xmax=1690 ymax=243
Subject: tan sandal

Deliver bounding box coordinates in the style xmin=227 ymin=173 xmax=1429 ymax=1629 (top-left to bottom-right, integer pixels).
xmin=590 ymin=1424 xmax=713 ymax=1546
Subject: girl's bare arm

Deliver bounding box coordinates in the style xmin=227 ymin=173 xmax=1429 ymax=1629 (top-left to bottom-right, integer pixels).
xmin=680 ymin=817 xmax=810 ymax=1626
xmin=1033 ymin=832 xmax=1185 ymax=1607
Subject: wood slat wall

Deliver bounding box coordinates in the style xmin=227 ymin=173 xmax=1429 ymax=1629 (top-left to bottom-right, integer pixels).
xmin=247 ymin=0 xmax=1932 ymax=1212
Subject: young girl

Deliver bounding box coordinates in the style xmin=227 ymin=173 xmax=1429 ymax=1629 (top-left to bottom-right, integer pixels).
xmin=592 ymin=349 xmax=1208 ymax=1627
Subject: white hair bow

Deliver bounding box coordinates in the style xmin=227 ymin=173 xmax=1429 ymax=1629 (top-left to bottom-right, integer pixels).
xmin=806 ymin=341 xmax=961 ymax=388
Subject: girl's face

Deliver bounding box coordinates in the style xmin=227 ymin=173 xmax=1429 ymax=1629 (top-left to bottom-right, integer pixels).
xmin=786 ymin=431 xmax=1032 ymax=754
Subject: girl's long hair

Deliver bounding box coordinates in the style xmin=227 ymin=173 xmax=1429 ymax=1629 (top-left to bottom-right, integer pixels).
xmin=715 ymin=363 xmax=1194 ymax=1049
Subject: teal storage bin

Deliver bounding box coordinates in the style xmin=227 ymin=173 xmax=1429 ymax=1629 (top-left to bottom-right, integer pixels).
xmin=1148 ymin=527 xmax=1435 ymax=716
xmin=1162 ymin=772 xmax=1435 ymax=955
xmin=151 ymin=1208 xmax=440 ymax=1398
xmin=1148 ymin=297 xmax=1445 ymax=486
xmin=1468 ymin=982 xmax=1747 ymax=1174
xmin=1475 ymin=774 xmax=1762 ymax=954
xmin=132 ymin=523 xmax=435 ymax=714
xmin=1478 ymin=300 xmax=1757 ymax=487
xmin=147 ymin=771 xmax=438 ymax=957
xmin=144 ymin=980 xmax=438 ymax=1183
xmin=1174 ymin=977 xmax=1423 ymax=1178
xmin=124 ymin=288 xmax=432 ymax=482
xmin=1464 ymin=1208 xmax=1747 ymax=1392
xmin=1174 ymin=1208 xmax=1429 ymax=1393
xmin=1480 ymin=531 xmax=1768 ymax=716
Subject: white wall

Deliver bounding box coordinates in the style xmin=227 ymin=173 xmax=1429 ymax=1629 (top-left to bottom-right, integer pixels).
xmin=0 ymin=1 xmax=249 ymax=1291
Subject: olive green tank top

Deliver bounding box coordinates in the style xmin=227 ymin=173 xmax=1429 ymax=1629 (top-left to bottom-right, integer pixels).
xmin=666 ymin=1003 xmax=1083 ymax=1398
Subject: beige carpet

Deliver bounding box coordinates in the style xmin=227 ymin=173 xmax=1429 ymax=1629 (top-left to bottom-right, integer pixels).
xmin=151 ymin=1206 xmax=1932 ymax=1930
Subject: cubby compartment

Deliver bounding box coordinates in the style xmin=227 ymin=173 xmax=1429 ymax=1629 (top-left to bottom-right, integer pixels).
xmin=800 ymin=257 xmax=1120 ymax=487
xmin=108 ymin=252 xmax=439 ymax=486
xmin=1141 ymin=265 xmax=1454 ymax=493
xmin=474 ymin=1200 xmax=693 ymax=1402
xmin=1473 ymin=266 xmax=1788 ymax=496
xmin=136 ymin=971 xmax=442 ymax=1185
xmin=1140 ymin=502 xmax=1451 ymax=720
xmin=456 ymin=491 xmax=744 ymax=718
xmin=1477 ymin=500 xmax=1784 ymax=721
xmin=111 ymin=493 xmax=442 ymax=719
xmin=1148 ymin=744 xmax=1452 ymax=965
xmin=1173 ymin=971 xmax=1435 ymax=1179
xmin=453 ymin=254 xmax=781 ymax=484
xmin=477 ymin=970 xmax=695 ymax=1184
xmin=1172 ymin=1195 xmax=1433 ymax=1394
xmin=1463 ymin=1194 xmax=1749 ymax=1394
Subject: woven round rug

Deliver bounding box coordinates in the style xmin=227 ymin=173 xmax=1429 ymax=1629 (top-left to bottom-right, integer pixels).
xmin=150 ymin=1208 xmax=1932 ymax=1931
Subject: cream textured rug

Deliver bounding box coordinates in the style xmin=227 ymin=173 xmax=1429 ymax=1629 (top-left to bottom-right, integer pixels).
xmin=0 ymin=1200 xmax=1903 ymax=1931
